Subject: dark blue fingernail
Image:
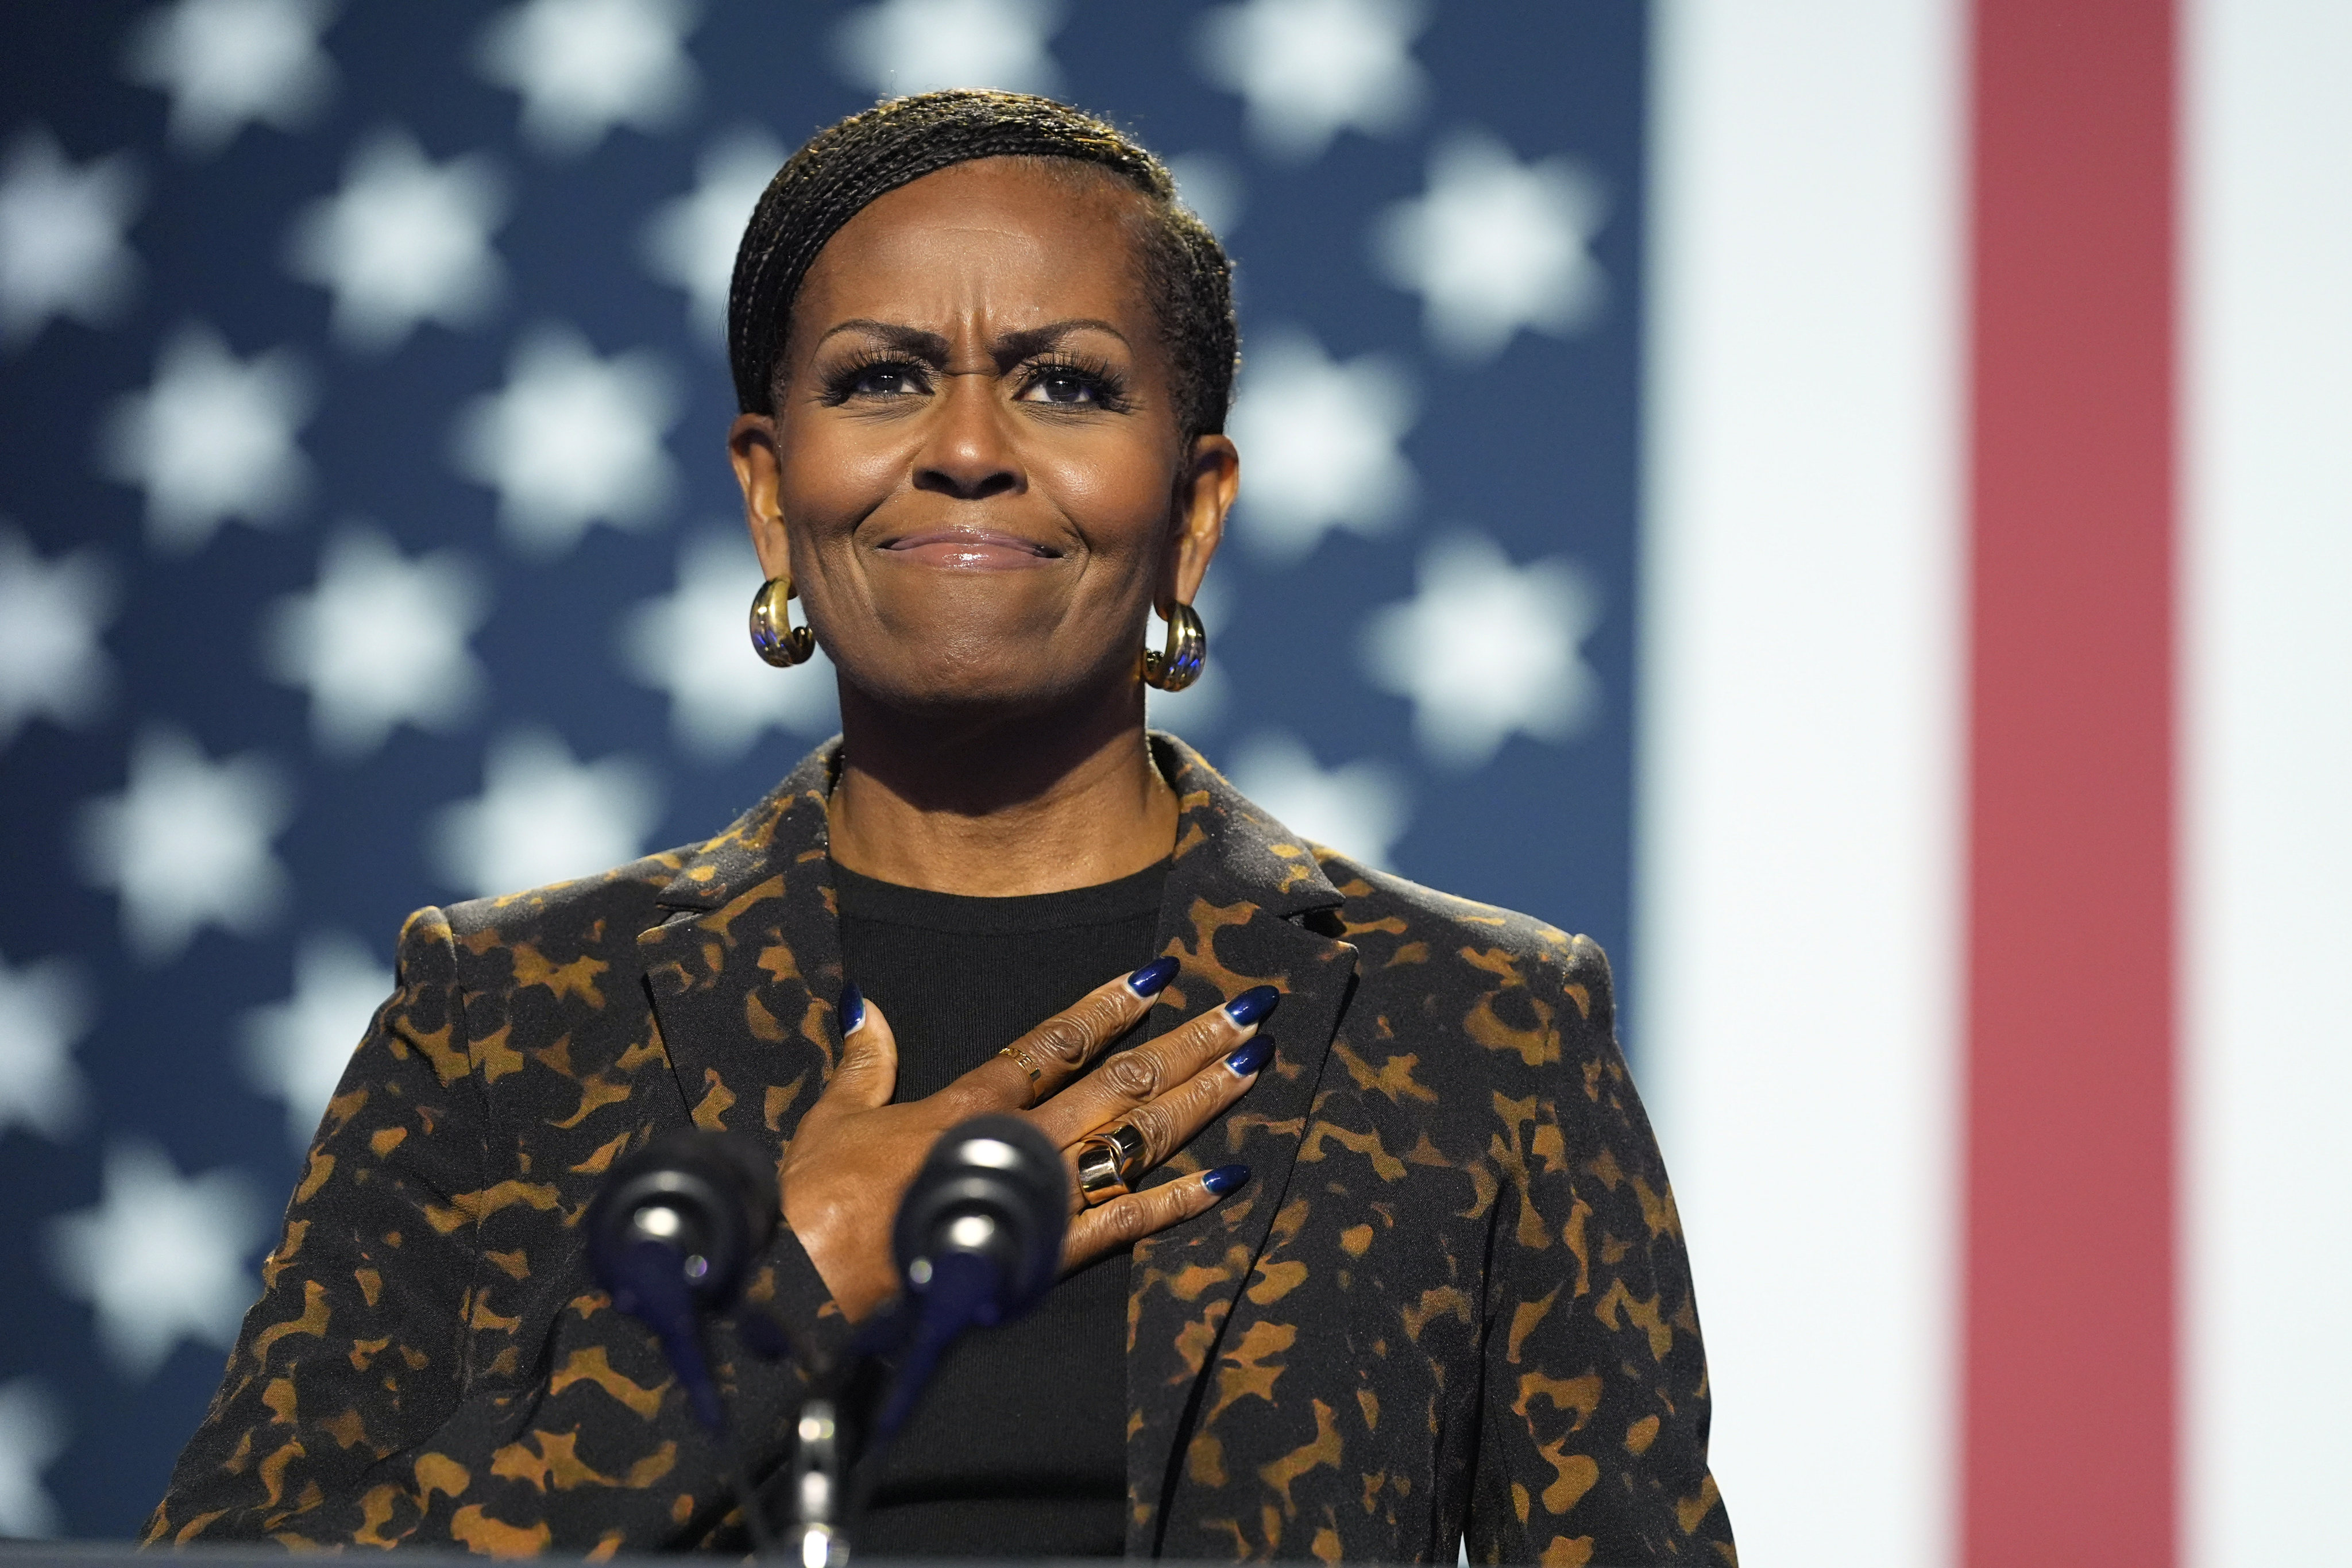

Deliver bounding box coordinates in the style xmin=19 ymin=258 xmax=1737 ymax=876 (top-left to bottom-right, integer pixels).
xmin=839 ymin=983 xmax=864 ymax=1034
xmin=1203 ymin=1164 xmax=1251 ymax=1196
xmin=1225 ymin=1035 xmax=1273 ymax=1077
xmin=1127 ymin=956 xmax=1179 ymax=997
xmin=1223 ymin=984 xmax=1281 ymax=1028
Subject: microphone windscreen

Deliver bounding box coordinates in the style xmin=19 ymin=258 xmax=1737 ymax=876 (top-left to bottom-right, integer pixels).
xmin=585 ymin=1130 xmax=779 ymax=1314
xmin=890 ymin=1114 xmax=1068 ymax=1319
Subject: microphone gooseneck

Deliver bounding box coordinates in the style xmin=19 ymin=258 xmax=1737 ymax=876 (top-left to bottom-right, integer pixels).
xmin=584 ymin=1131 xmax=778 ymax=1432
xmin=867 ymin=1114 xmax=1069 ymax=1446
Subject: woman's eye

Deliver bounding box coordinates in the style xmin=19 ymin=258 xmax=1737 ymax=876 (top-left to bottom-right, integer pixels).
xmin=849 ymin=363 xmax=924 ymax=397
xmin=1030 ymin=372 xmax=1091 ymax=404
xmin=1024 ymin=370 xmax=1103 ymax=405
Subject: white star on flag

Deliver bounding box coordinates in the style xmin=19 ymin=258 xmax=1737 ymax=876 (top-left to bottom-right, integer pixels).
xmin=619 ymin=534 xmax=839 ymax=761
xmin=97 ymin=323 xmax=313 ymax=555
xmin=640 ymin=127 xmax=786 ymax=345
xmin=428 ymin=728 xmax=662 ymax=899
xmin=0 ymin=950 xmax=91 ymax=1144
xmin=1196 ymin=0 xmax=1428 ymax=163
xmin=834 ymin=0 xmax=1064 ymax=97
xmin=239 ymin=932 xmax=391 ymax=1150
xmin=476 ymin=0 xmax=698 ymax=157
xmin=452 ymin=324 xmax=679 ymax=558
xmin=0 ymin=525 xmax=114 ymax=750
xmin=77 ymin=727 xmax=293 ymax=964
xmin=48 ymin=1141 xmax=267 ymax=1382
xmin=0 ymin=1378 xmax=65 ymax=1539
xmin=1224 ymin=325 xmax=1416 ymax=564
xmin=0 ymin=128 xmax=141 ymax=350
xmin=122 ymin=0 xmax=337 ymax=157
xmin=1162 ymin=152 xmax=1244 ymax=239
xmin=1372 ymin=129 xmax=1607 ymax=361
xmin=1361 ymin=532 xmax=1601 ymax=769
xmin=260 ymin=526 xmax=489 ymax=758
xmin=285 ymin=128 xmax=507 ymax=353
xmin=1225 ymin=730 xmax=1411 ymax=870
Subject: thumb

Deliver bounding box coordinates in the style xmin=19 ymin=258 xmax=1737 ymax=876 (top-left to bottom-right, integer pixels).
xmin=820 ymin=983 xmax=898 ymax=1112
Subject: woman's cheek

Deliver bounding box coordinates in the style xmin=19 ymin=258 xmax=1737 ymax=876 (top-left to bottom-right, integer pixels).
xmin=778 ymin=400 xmax=906 ymax=510
xmin=1037 ymin=436 xmax=1176 ymax=549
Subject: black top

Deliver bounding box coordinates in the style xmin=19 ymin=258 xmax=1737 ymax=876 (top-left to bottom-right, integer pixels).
xmin=831 ymin=859 xmax=1167 ymax=1559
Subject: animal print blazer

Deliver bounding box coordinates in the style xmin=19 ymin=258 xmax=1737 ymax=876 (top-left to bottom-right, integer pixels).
xmin=150 ymin=736 xmax=1734 ymax=1565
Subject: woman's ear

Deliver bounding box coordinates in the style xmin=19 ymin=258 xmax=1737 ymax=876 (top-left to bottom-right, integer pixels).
xmin=729 ymin=412 xmax=793 ymax=580
xmin=1168 ymin=433 xmax=1238 ymax=605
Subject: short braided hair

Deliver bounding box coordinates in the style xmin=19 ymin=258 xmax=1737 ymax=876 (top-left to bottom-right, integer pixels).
xmin=727 ymin=90 xmax=1238 ymax=444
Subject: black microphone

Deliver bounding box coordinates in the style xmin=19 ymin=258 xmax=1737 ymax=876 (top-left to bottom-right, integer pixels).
xmin=867 ymin=1114 xmax=1069 ymax=1443
xmin=585 ymin=1131 xmax=777 ymax=1432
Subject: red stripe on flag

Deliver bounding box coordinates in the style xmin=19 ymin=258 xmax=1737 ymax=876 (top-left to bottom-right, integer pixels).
xmin=1964 ymin=1 xmax=2177 ymax=1563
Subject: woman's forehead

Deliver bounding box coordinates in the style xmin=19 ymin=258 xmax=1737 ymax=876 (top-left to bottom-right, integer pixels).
xmin=792 ymin=159 xmax=1153 ymax=335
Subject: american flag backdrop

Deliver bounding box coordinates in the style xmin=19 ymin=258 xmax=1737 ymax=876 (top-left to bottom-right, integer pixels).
xmin=0 ymin=0 xmax=1649 ymax=1544
xmin=0 ymin=3 xmax=2346 ymax=1565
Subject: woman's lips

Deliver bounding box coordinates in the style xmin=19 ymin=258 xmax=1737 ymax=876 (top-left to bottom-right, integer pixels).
xmin=878 ymin=530 xmax=1060 ymax=571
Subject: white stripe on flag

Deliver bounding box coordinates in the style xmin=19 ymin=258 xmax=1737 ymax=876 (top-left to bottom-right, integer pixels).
xmin=2183 ymin=6 xmax=2352 ymax=1565
xmin=1639 ymin=3 xmax=1964 ymax=1563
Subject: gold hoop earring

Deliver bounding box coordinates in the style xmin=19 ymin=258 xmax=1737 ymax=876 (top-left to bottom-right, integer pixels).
xmin=749 ymin=577 xmax=816 ymax=667
xmin=1142 ymin=600 xmax=1207 ymax=692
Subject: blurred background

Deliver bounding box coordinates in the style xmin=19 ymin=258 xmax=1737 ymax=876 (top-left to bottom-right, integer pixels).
xmin=0 ymin=3 xmax=2343 ymax=1565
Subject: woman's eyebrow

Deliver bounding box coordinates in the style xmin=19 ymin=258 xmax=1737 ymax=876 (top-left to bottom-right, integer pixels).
xmin=992 ymin=319 xmax=1130 ymax=368
xmin=813 ymin=319 xmax=952 ymax=361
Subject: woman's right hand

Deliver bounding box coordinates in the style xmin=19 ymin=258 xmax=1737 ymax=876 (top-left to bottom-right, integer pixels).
xmin=778 ymin=960 xmax=1277 ymax=1323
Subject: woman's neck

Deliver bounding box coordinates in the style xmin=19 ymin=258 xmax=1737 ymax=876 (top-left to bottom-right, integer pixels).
xmin=822 ymin=682 xmax=1178 ymax=897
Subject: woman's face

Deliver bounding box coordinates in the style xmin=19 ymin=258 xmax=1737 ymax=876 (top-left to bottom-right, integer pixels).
xmin=730 ymin=157 xmax=1236 ymax=719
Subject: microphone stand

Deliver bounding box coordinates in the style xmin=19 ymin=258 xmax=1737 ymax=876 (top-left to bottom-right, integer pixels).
xmin=789 ymin=1398 xmax=847 ymax=1568
xmin=728 ymin=1297 xmax=868 ymax=1564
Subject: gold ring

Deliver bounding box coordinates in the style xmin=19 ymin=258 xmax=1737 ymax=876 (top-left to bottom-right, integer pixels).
xmin=997 ymin=1044 xmax=1043 ymax=1106
xmin=1074 ymin=1123 xmax=1149 ymax=1206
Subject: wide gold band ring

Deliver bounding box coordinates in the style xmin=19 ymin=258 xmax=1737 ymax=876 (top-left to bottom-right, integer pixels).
xmin=1074 ymin=1123 xmax=1149 ymax=1206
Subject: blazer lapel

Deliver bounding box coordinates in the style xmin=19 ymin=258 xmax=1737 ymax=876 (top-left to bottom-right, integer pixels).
xmin=636 ymin=743 xmax=846 ymax=1152
xmin=1123 ymin=737 xmax=1360 ymax=1554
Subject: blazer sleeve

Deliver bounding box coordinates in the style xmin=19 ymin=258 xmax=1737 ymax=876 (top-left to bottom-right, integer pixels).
xmin=1462 ymin=936 xmax=1735 ymax=1566
xmin=145 ymin=905 xmax=490 ymax=1544
xmin=145 ymin=907 xmax=852 ymax=1550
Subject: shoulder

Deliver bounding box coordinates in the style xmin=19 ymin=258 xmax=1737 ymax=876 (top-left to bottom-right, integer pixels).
xmin=392 ymin=847 xmax=700 ymax=995
xmin=1156 ymin=733 xmax=1613 ymax=1030
xmin=1306 ymin=847 xmax=1617 ymax=1039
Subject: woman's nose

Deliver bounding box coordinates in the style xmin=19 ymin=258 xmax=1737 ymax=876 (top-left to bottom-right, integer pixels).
xmin=912 ymin=376 xmax=1024 ymax=501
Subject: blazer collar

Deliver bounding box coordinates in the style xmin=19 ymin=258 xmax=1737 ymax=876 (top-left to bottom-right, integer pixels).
xmin=635 ymin=743 xmax=843 ymax=1140
xmin=640 ymin=732 xmax=1350 ymax=924
xmin=634 ymin=735 xmax=1361 ymax=1549
xmin=1150 ymin=732 xmax=1348 ymax=922
xmin=648 ymin=742 xmax=839 ymax=917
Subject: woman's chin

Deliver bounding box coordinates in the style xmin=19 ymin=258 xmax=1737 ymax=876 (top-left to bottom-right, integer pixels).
xmin=841 ymin=649 xmax=1136 ymax=727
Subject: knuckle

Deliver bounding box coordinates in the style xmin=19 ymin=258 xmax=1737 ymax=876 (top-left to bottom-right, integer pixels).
xmin=1025 ymin=1016 xmax=1092 ymax=1068
xmin=1180 ymin=1062 xmax=1230 ymax=1107
xmin=1071 ymin=993 xmax=1130 ymax=1049
xmin=934 ymin=1079 xmax=995 ymax=1121
xmin=1102 ymin=1196 xmax=1156 ymax=1246
xmin=1097 ymin=1048 xmax=1164 ymax=1102
xmin=1124 ymin=1100 xmax=1176 ymax=1159
xmin=1172 ymin=1014 xmax=1236 ymax=1064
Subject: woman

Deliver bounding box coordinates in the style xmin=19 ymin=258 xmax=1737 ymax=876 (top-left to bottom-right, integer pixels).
xmin=149 ymin=91 xmax=1733 ymax=1563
